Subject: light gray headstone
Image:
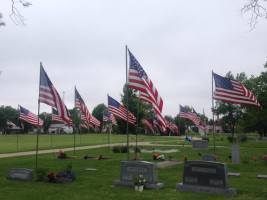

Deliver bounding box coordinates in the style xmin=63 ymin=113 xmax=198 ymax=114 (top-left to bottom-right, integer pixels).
xmin=191 ymin=140 xmax=209 ymax=150
xmin=7 ymin=168 xmax=33 ymax=181
xmin=231 ymin=145 xmax=240 ymax=164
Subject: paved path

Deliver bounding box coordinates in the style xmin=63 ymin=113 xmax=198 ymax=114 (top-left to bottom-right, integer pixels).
xmin=0 ymin=142 xmax=181 ymax=158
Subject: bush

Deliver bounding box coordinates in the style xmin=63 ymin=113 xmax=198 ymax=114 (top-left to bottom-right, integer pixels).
xmin=36 ymin=168 xmax=47 ymax=181
xmin=227 ymin=136 xmax=234 ymax=143
xmin=120 ymin=146 xmax=128 ymax=153
xmin=112 ymin=146 xmax=121 ymax=153
xmin=241 ymin=135 xmax=247 ymax=142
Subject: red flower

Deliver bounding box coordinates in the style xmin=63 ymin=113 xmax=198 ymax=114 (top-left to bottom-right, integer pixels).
xmin=253 ymin=157 xmax=257 ymax=161
xmin=98 ymin=153 xmax=103 ymax=160
xmin=47 ymin=172 xmax=55 ymax=178
xmin=263 ymin=155 xmax=267 ymax=160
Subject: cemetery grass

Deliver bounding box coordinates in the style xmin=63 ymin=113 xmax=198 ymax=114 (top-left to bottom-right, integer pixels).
xmin=0 ymin=133 xmax=178 ymax=154
xmin=1 ymin=141 xmax=267 ymax=199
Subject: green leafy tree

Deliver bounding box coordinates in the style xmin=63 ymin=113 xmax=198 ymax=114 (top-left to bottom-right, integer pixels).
xmin=241 ymin=63 xmax=267 ymax=137
xmin=39 ymin=112 xmax=52 ymax=133
xmin=92 ymin=103 xmax=108 ymax=133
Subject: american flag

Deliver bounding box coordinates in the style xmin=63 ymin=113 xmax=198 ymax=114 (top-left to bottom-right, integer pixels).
xmin=90 ymin=115 xmax=100 ymax=127
xmin=213 ymin=72 xmax=261 ymax=109
xmin=7 ymin=119 xmax=16 ymax=127
xmin=81 ymin=123 xmax=89 ymax=129
xmin=19 ymin=105 xmax=43 ymax=126
xmin=39 ymin=65 xmax=71 ymax=125
xmin=108 ymin=95 xmax=136 ymax=125
xmin=153 ymin=119 xmax=162 ymax=131
xmin=128 ymin=50 xmax=166 ymax=133
xmin=179 ymin=105 xmax=189 ymax=119
xmin=52 ymin=108 xmax=64 ymax=123
xmin=142 ymin=119 xmax=154 ymax=133
xmin=188 ymin=107 xmax=201 ymax=127
xmin=103 ymin=111 xmax=118 ymax=126
xmin=75 ymin=87 xmax=91 ymax=125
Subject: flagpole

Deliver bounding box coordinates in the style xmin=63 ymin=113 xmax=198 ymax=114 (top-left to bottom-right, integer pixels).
xmin=135 ymin=92 xmax=140 ymax=157
xmin=126 ymin=45 xmax=129 ymax=161
xmin=74 ymin=86 xmax=76 ymax=156
xmin=36 ymin=62 xmax=42 ymax=170
xmin=212 ymin=70 xmax=216 ymax=154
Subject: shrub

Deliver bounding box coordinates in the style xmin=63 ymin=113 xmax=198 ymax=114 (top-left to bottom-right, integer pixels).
xmin=227 ymin=136 xmax=234 ymax=143
xmin=36 ymin=168 xmax=47 ymax=181
xmin=112 ymin=146 xmax=121 ymax=153
xmin=120 ymin=146 xmax=128 ymax=153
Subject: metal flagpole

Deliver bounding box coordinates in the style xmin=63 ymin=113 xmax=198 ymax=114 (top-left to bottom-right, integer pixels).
xmin=36 ymin=62 xmax=42 ymax=170
xmin=74 ymin=86 xmax=76 ymax=156
xmin=212 ymin=70 xmax=216 ymax=154
xmin=135 ymin=92 xmax=140 ymax=157
xmin=126 ymin=45 xmax=129 ymax=161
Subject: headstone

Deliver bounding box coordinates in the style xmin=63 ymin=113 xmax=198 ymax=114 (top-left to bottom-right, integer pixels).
xmin=114 ymin=161 xmax=164 ymax=190
xmin=202 ymin=137 xmax=210 ymax=142
xmin=257 ymin=175 xmax=267 ymax=179
xmin=7 ymin=168 xmax=33 ymax=181
xmin=176 ymin=161 xmax=237 ymax=196
xmin=231 ymin=145 xmax=240 ymax=164
xmin=191 ymin=140 xmax=209 ymax=150
xmin=228 ymin=173 xmax=240 ymax=178
xmin=202 ymin=155 xmax=215 ymax=161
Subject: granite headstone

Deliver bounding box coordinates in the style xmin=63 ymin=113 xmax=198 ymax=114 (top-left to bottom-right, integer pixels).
xmin=114 ymin=161 xmax=164 ymax=190
xmin=231 ymin=145 xmax=240 ymax=164
xmin=176 ymin=161 xmax=237 ymax=196
xmin=191 ymin=140 xmax=209 ymax=150
xmin=202 ymin=154 xmax=215 ymax=161
xmin=7 ymin=168 xmax=33 ymax=181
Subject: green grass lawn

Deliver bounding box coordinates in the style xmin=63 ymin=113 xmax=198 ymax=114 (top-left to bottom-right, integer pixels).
xmin=0 ymin=134 xmax=267 ymax=200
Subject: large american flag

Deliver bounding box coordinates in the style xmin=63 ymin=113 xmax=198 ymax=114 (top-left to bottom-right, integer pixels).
xmin=142 ymin=119 xmax=154 ymax=133
xmin=90 ymin=115 xmax=100 ymax=127
xmin=213 ymin=72 xmax=261 ymax=109
xmin=128 ymin=50 xmax=166 ymax=133
xmin=103 ymin=111 xmax=118 ymax=126
xmin=52 ymin=108 xmax=64 ymax=123
xmin=7 ymin=119 xmax=16 ymax=127
xmin=19 ymin=105 xmax=43 ymax=126
xmin=75 ymin=87 xmax=91 ymax=125
xmin=39 ymin=65 xmax=71 ymax=125
xmin=108 ymin=95 xmax=136 ymax=125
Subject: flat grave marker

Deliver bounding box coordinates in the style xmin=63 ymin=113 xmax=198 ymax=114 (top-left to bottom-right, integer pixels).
xmin=7 ymin=168 xmax=33 ymax=182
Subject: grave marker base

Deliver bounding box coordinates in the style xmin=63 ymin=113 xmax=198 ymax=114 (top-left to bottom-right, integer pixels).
xmin=176 ymin=183 xmax=237 ymax=196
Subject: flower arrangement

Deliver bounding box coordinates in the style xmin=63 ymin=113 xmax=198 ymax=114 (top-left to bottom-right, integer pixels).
xmin=98 ymin=153 xmax=103 ymax=160
xmin=47 ymin=172 xmax=55 ymax=182
xmin=83 ymin=155 xmax=88 ymax=159
xmin=184 ymin=154 xmax=188 ymax=162
xmin=58 ymin=151 xmax=67 ymax=159
xmin=253 ymin=157 xmax=257 ymax=161
xmin=213 ymin=154 xmax=218 ymax=161
xmin=153 ymin=153 xmax=159 ymax=160
xmin=56 ymin=163 xmax=76 ymax=180
xmin=134 ymin=175 xmax=146 ymax=187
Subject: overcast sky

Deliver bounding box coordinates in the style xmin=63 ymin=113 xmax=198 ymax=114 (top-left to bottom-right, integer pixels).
xmin=0 ymin=0 xmax=266 ymax=120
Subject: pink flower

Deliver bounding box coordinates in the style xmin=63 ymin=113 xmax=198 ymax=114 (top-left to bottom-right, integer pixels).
xmin=184 ymin=155 xmax=188 ymax=158
xmin=263 ymin=155 xmax=267 ymax=160
xmin=253 ymin=157 xmax=257 ymax=161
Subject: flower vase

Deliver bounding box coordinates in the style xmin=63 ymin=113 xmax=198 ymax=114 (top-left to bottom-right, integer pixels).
xmin=135 ymin=186 xmax=139 ymax=191
xmin=138 ymin=185 xmax=144 ymax=192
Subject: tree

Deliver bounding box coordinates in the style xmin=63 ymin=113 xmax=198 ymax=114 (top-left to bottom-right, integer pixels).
xmin=39 ymin=112 xmax=52 ymax=133
xmin=241 ymin=0 xmax=267 ymax=30
xmin=92 ymin=103 xmax=108 ymax=132
xmin=241 ymin=64 xmax=267 ymax=137
xmin=1 ymin=0 xmax=32 ymax=27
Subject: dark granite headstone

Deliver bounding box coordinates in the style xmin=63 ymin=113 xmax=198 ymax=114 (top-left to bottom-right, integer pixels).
xmin=202 ymin=155 xmax=215 ymax=161
xmin=7 ymin=168 xmax=33 ymax=181
xmin=191 ymin=140 xmax=209 ymax=150
xmin=202 ymin=137 xmax=210 ymax=142
xmin=114 ymin=161 xmax=164 ymax=190
xmin=176 ymin=161 xmax=237 ymax=196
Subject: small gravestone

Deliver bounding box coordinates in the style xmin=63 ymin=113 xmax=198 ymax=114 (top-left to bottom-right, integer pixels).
xmin=114 ymin=161 xmax=164 ymax=190
xmin=257 ymin=175 xmax=267 ymax=179
xmin=191 ymin=140 xmax=209 ymax=150
xmin=231 ymin=145 xmax=240 ymax=164
xmin=228 ymin=173 xmax=240 ymax=178
xmin=202 ymin=137 xmax=210 ymax=142
xmin=176 ymin=161 xmax=237 ymax=196
xmin=202 ymin=155 xmax=215 ymax=161
xmin=7 ymin=168 xmax=33 ymax=181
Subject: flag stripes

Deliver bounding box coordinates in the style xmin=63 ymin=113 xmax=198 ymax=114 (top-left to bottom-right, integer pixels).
xmin=19 ymin=105 xmax=43 ymax=126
